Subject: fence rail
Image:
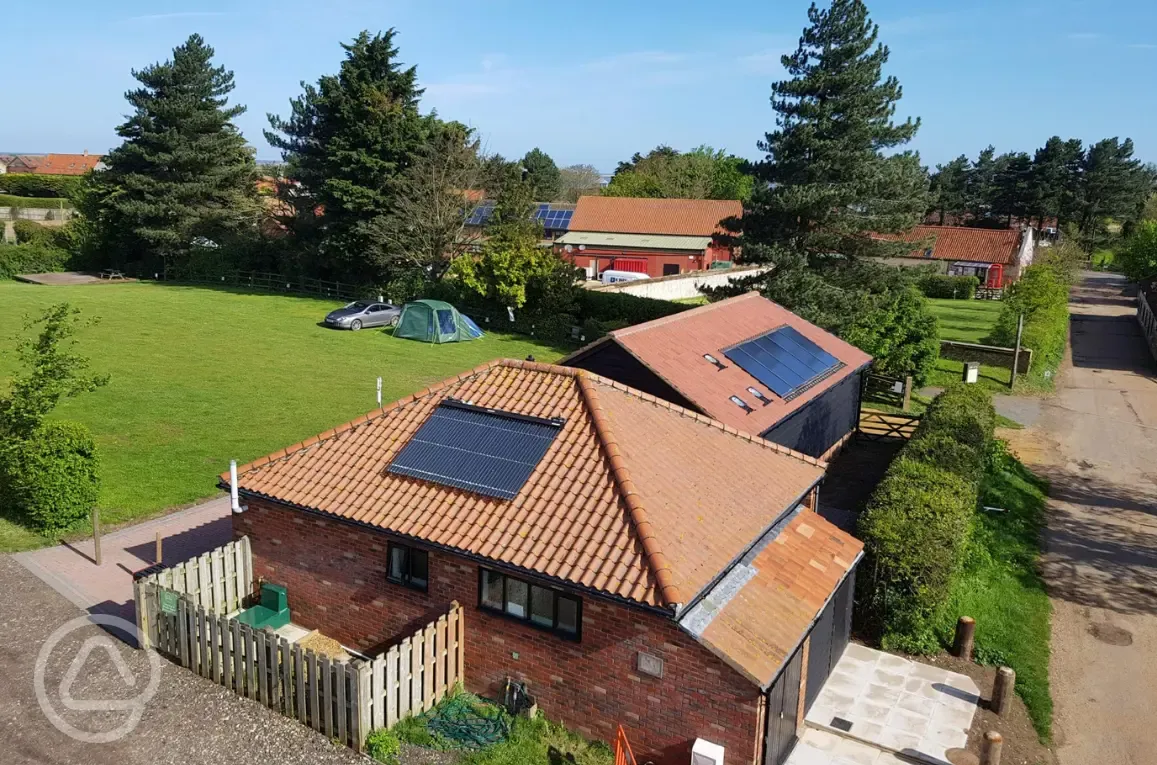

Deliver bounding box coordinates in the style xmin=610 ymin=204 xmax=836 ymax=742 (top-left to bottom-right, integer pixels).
xmin=160 ymin=269 xmax=372 ymax=302
xmin=858 ymin=411 xmax=921 ymax=441
xmin=1137 ymin=283 xmax=1157 ymax=363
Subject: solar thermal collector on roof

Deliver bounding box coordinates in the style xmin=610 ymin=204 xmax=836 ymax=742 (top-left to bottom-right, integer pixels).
xmin=386 ymin=399 xmax=564 ymax=500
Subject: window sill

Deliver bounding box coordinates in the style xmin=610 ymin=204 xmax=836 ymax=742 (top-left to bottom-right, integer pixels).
xmin=386 ymin=577 xmax=428 ymax=594
xmin=478 ymin=603 xmax=580 ymax=642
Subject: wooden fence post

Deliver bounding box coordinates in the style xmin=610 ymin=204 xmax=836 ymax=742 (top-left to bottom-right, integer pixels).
xmin=992 ymin=666 xmax=1016 ymax=717
xmin=92 ymin=508 xmax=102 ymax=565
xmin=355 ymin=662 xmax=372 ymax=751
xmin=953 ymin=616 xmax=976 ymax=661
xmin=982 ymin=731 xmax=1003 ymax=765
xmin=902 ymin=376 xmax=913 ymax=412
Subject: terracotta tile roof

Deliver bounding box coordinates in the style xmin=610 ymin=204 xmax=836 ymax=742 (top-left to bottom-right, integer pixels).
xmin=565 ymin=293 xmax=872 ymax=437
xmin=224 ymin=359 xmax=825 ymax=611
xmin=686 ymin=509 xmax=862 ymax=688
xmin=32 ymin=153 xmax=102 ymax=175
xmin=569 ymin=196 xmax=742 ymax=237
xmin=878 ymin=225 xmax=1022 ymax=265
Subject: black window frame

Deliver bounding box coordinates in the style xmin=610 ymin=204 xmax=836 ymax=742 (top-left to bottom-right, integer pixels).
xmin=386 ymin=543 xmax=429 ymax=592
xmin=477 ymin=567 xmax=582 ymax=642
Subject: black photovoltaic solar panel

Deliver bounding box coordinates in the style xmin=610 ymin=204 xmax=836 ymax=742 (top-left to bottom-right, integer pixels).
xmin=465 ymin=205 xmax=572 ymax=231
xmin=723 ymin=326 xmax=843 ymax=399
xmin=386 ymin=400 xmax=563 ymax=500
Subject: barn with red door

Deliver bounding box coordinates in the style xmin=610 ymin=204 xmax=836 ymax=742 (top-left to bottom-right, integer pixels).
xmin=557 ymin=196 xmax=741 ymax=279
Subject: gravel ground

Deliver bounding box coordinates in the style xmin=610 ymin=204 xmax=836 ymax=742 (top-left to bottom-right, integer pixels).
xmin=0 ymin=555 xmax=366 ymax=765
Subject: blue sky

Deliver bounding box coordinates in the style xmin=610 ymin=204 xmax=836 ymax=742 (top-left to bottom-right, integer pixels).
xmin=3 ymin=0 xmax=1155 ymax=172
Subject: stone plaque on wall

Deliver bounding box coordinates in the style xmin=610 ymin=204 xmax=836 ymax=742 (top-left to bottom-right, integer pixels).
xmin=637 ymin=651 xmax=664 ymax=678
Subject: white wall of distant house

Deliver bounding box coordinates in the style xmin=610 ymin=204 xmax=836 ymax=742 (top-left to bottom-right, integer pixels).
xmin=589 ymin=264 xmax=771 ymax=301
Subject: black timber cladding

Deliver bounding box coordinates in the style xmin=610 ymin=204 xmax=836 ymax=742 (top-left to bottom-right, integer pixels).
xmin=761 ymin=370 xmax=863 ymax=458
xmin=387 ymin=399 xmax=563 ymax=500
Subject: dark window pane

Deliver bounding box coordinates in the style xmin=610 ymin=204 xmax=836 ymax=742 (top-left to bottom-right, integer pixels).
xmin=410 ymin=549 xmax=428 ymax=588
xmin=556 ymin=596 xmax=579 ymax=635
xmin=530 ymin=586 xmax=553 ymax=627
xmin=388 ymin=546 xmax=406 ymax=582
xmin=505 ymin=578 xmax=528 ymax=618
xmin=481 ymin=570 xmax=504 ymax=609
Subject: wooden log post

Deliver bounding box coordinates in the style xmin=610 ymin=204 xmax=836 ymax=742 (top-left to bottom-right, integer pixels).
xmin=902 ymin=375 xmax=913 ymax=412
xmin=92 ymin=508 xmax=102 ymax=565
xmin=953 ymin=616 xmax=976 ymax=661
xmin=156 ymin=532 xmax=163 ymax=565
xmin=982 ymin=731 xmax=1003 ymax=765
xmin=992 ymin=666 xmax=1016 ymax=717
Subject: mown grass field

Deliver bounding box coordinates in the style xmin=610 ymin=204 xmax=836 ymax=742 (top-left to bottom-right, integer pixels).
xmin=0 ymin=282 xmax=566 ymax=550
xmin=937 ymin=449 xmax=1053 ymax=738
xmin=926 ymin=298 xmax=1013 ymax=391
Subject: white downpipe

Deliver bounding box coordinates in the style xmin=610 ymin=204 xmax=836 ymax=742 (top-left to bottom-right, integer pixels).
xmin=230 ymin=459 xmax=243 ymax=513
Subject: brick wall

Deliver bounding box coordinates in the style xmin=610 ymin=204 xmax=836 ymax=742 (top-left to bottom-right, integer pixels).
xmin=234 ymin=498 xmax=764 ymax=765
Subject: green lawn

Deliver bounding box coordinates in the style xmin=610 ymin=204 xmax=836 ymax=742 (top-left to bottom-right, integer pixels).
xmin=0 ymin=282 xmax=566 ymax=549
xmin=936 ymin=448 xmax=1053 ymax=739
xmin=927 ymin=298 xmax=1003 ymax=344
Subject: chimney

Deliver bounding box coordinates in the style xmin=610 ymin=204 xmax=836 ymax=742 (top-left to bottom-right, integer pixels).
xmin=83 ymin=149 xmax=89 ymax=156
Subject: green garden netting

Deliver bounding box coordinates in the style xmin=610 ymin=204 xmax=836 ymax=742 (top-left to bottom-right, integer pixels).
xmin=424 ymin=695 xmax=510 ymax=749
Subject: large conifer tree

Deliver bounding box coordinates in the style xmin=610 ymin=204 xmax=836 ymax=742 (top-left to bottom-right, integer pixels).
xmin=266 ymin=30 xmax=434 ymax=282
xmin=100 ymin=34 xmax=257 ymax=270
xmin=741 ymin=0 xmax=926 ymax=263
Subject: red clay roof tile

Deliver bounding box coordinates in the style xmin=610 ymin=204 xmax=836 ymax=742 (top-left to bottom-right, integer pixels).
xmin=876 ymin=225 xmax=1022 ymax=265
xmin=225 ymin=360 xmax=824 ymax=610
xmin=569 ymin=196 xmax=742 ymax=237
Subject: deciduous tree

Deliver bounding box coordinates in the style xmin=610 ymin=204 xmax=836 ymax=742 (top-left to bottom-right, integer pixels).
xmin=558 ymin=164 xmax=603 ymax=202
xmin=605 ymin=145 xmax=753 ymax=200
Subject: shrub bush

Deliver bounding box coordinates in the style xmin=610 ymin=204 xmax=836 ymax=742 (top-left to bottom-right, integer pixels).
xmin=916 ymin=383 xmax=996 ymax=453
xmin=0 ymin=242 xmax=70 ymax=279
xmin=900 ymin=431 xmax=985 ymax=480
xmin=918 ymin=273 xmax=979 ymax=299
xmin=13 ymin=219 xmax=52 ymax=245
xmin=366 ymin=728 xmax=401 ymax=764
xmin=0 ymin=173 xmax=83 ymax=199
xmin=0 ymin=422 xmax=101 ymax=535
xmin=576 ymin=289 xmax=692 ymax=326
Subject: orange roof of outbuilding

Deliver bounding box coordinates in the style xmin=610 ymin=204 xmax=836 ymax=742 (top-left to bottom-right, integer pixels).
xmin=878 ymin=225 xmax=1022 ymax=265
xmin=564 ymin=293 xmax=872 ymax=437
xmin=32 ymin=153 xmax=102 ymax=175
xmin=569 ymin=196 xmax=741 ymax=237
xmin=223 ymin=359 xmax=827 ymax=611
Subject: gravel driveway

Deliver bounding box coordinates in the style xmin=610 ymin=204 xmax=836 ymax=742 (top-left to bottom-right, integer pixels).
xmin=1006 ymin=272 xmax=1157 ymax=765
xmin=0 ymin=555 xmax=365 ymax=765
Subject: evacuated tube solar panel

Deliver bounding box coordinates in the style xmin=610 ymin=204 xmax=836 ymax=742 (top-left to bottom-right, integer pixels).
xmin=724 ymin=326 xmax=841 ymax=398
xmin=387 ymin=403 xmax=561 ymax=500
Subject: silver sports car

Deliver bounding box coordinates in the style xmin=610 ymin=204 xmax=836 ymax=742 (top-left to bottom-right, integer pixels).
xmin=324 ymin=301 xmax=402 ymax=330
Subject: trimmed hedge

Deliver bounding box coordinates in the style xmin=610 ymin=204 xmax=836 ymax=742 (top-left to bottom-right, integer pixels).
xmin=0 ymin=422 xmax=100 ymax=535
xmin=575 ymin=289 xmax=691 ymax=327
xmin=858 ymin=384 xmax=996 ymax=652
xmin=0 ymin=173 xmax=83 ymax=199
xmin=990 ymin=262 xmax=1070 ymax=388
xmin=918 ymin=273 xmax=979 ymax=300
xmin=0 ymin=242 xmax=70 ymax=279
xmin=0 ymin=194 xmax=74 ymax=209
xmin=13 ymin=219 xmax=52 ymax=245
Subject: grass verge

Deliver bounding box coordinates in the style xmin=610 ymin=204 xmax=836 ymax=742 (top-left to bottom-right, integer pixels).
xmin=0 ymin=194 xmax=73 ymax=209
xmin=0 ymin=282 xmax=566 ymax=550
xmin=936 ymin=445 xmax=1053 ymax=739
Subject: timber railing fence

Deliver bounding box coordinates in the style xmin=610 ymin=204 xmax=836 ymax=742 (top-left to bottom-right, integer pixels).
xmin=133 ymin=537 xmax=465 ymax=752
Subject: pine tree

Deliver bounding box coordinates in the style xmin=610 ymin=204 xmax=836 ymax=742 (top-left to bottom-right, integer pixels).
xmin=992 ymin=152 xmax=1034 ymax=226
xmin=1030 ymin=136 xmax=1083 ymax=228
xmin=266 ymin=30 xmax=435 ymax=282
xmin=966 ymin=146 xmax=999 ymax=221
xmin=521 ymin=148 xmax=562 ymax=201
xmin=929 ymin=155 xmax=970 ymax=224
xmin=1076 ymin=138 xmax=1147 ymax=236
xmin=741 ymin=0 xmax=926 ymax=263
xmin=98 ymin=34 xmax=257 ymax=270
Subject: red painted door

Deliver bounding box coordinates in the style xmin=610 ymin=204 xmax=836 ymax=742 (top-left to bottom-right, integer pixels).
xmin=612 ymin=258 xmax=648 ymax=274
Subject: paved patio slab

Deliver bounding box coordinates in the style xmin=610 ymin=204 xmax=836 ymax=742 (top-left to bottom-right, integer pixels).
xmin=805 ymin=644 xmax=980 ymax=765
xmin=787 ymin=729 xmax=912 ymax=765
xmin=12 ymin=496 xmax=232 ymax=623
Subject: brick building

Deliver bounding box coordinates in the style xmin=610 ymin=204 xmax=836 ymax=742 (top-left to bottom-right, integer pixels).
xmin=563 ymin=293 xmax=873 ymax=460
xmin=225 ymin=359 xmax=862 ymax=765
xmin=873 ymin=224 xmax=1035 ymax=287
xmin=557 ymin=196 xmax=741 ymax=279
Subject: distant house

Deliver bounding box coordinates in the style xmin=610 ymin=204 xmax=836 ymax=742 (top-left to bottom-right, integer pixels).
xmin=30 ymin=152 xmax=104 ymax=175
xmin=0 ymin=155 xmax=13 ymax=174
xmin=563 ymin=293 xmax=873 ymax=460
xmin=5 ymin=155 xmax=42 ymax=174
xmin=557 ymin=196 xmax=741 ymax=279
xmin=874 ymin=224 xmax=1035 ymax=287
xmin=226 ymin=358 xmax=863 ymax=765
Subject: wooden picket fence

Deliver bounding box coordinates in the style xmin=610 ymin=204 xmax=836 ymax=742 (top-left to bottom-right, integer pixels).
xmin=133 ymin=537 xmax=253 ymax=650
xmin=365 ymin=605 xmax=466 ymax=730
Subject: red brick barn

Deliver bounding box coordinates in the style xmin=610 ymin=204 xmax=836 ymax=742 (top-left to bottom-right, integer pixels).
xmin=558 ymin=196 xmax=741 ymax=279
xmin=225 ymin=360 xmax=861 ymax=765
xmin=562 ymin=293 xmax=873 ymax=462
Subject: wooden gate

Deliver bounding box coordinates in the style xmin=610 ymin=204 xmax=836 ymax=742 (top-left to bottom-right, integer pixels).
xmin=857 ymin=411 xmax=920 ymax=441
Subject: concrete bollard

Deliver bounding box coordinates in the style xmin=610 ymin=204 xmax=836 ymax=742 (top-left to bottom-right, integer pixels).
xmin=982 ymin=731 xmax=1003 ymax=765
xmin=992 ymin=666 xmax=1016 ymax=717
xmin=953 ymin=616 xmax=976 ymax=661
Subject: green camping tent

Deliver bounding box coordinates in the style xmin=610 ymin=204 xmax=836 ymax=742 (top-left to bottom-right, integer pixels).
xmin=394 ymin=300 xmax=485 ymax=343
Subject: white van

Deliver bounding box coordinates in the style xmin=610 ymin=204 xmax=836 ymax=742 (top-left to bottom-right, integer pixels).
xmin=600 ymin=269 xmax=648 ymax=285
